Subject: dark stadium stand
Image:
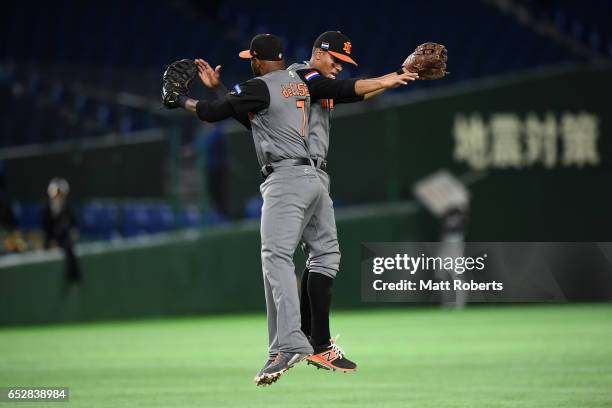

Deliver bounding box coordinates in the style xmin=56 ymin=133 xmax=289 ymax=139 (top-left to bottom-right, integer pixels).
xmin=2 ymin=0 xmax=580 ymax=147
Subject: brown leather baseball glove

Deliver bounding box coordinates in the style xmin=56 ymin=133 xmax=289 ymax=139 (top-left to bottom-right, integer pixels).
xmin=403 ymin=43 xmax=448 ymax=80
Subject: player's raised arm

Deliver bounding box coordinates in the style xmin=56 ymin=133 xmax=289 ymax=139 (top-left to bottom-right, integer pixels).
xmin=297 ymin=68 xmax=418 ymax=100
xmin=161 ymin=59 xmax=268 ymax=124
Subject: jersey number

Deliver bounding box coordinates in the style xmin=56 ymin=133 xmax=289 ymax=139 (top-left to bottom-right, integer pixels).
xmin=296 ymin=100 xmax=307 ymax=138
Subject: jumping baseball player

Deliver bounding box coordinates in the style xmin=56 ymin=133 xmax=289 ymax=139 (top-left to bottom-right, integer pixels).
xmin=161 ymin=34 xmax=417 ymax=386
xmin=288 ymin=31 xmax=385 ymax=374
xmin=285 ymin=36 xmax=447 ymax=377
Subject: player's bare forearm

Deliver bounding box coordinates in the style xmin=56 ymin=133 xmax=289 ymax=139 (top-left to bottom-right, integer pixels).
xmin=354 ymin=78 xmax=385 ymax=95
xmin=364 ymin=88 xmax=386 ymax=100
xmin=363 ymin=73 xmax=398 ymax=100
xmin=354 ymin=71 xmax=418 ymax=95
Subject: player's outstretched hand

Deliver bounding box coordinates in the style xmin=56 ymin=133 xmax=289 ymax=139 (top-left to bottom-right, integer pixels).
xmin=195 ymin=59 xmax=222 ymax=89
xmin=381 ymin=71 xmax=419 ymax=89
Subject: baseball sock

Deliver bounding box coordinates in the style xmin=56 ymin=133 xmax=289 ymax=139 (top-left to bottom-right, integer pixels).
xmin=300 ymin=268 xmax=311 ymax=337
xmin=308 ymin=272 xmax=333 ymax=351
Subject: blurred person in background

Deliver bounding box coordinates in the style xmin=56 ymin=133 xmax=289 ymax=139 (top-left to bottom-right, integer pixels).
xmin=42 ymin=177 xmax=81 ymax=283
xmin=0 ymin=166 xmax=27 ymax=253
xmin=436 ymin=207 xmax=469 ymax=308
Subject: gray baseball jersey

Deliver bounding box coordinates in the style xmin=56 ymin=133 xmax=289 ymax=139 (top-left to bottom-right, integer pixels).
xmin=250 ymin=70 xmax=311 ymax=166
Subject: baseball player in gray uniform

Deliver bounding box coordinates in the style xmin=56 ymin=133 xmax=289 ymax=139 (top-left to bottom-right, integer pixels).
xmin=287 ymin=31 xmax=388 ymax=374
xmin=176 ymin=34 xmax=416 ymax=386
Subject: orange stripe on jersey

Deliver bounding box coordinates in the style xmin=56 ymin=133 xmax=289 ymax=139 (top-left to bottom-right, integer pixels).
xmin=296 ymin=100 xmax=307 ymax=138
xmin=321 ymin=99 xmax=334 ymax=109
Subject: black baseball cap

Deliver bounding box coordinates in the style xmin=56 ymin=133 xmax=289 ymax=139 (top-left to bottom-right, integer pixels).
xmin=313 ymin=31 xmax=357 ymax=66
xmin=239 ymin=34 xmax=284 ymax=61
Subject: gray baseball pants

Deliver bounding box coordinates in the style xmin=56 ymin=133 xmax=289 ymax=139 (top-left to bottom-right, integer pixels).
xmin=261 ymin=164 xmax=340 ymax=357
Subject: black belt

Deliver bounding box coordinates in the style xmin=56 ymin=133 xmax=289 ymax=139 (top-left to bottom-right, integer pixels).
xmin=261 ymin=158 xmax=327 ymax=180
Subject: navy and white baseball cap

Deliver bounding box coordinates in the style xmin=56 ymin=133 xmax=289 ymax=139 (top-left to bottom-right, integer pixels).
xmin=313 ymin=31 xmax=358 ymax=66
xmin=239 ymin=34 xmax=284 ymax=61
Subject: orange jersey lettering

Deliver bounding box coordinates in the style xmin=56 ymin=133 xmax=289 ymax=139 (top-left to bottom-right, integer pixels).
xmin=281 ymin=83 xmax=310 ymax=98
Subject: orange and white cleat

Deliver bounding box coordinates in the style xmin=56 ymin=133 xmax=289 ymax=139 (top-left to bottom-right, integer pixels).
xmin=306 ymin=335 xmax=357 ymax=373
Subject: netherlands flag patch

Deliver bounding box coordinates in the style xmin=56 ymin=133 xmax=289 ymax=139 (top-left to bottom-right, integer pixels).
xmin=304 ymin=71 xmax=320 ymax=81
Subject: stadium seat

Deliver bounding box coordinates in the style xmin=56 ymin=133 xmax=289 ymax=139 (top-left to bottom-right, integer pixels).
xmin=12 ymin=202 xmax=43 ymax=229
xmin=80 ymin=203 xmax=119 ymax=240
xmin=145 ymin=204 xmax=176 ymax=234
xmin=121 ymin=204 xmax=149 ymax=238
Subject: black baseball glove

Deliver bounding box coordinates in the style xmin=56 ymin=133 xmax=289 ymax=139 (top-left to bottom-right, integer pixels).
xmin=161 ymin=59 xmax=198 ymax=109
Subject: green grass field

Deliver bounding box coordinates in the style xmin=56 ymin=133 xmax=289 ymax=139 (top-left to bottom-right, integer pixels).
xmin=1 ymin=305 xmax=611 ymax=407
